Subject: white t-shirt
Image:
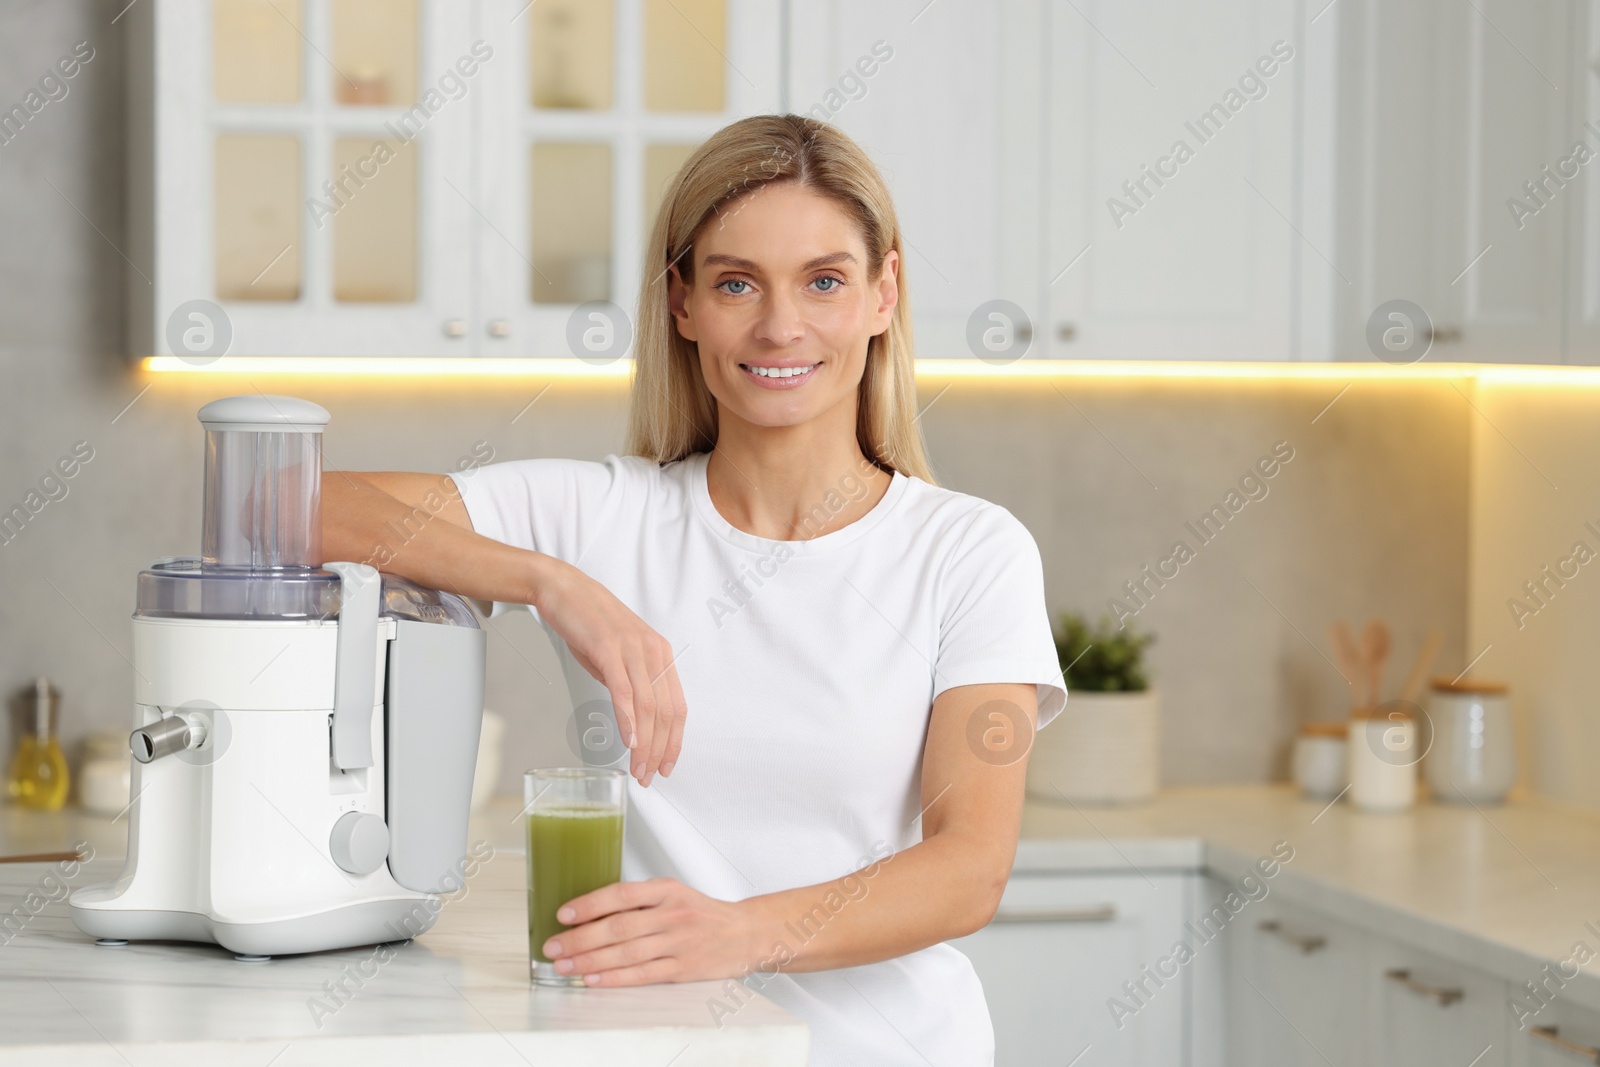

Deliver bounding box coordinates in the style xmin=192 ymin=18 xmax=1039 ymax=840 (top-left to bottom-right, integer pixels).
xmin=451 ymin=450 xmax=1066 ymax=1067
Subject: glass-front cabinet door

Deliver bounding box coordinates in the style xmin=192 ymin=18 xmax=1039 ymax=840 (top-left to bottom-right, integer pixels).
xmin=474 ymin=0 xmax=782 ymax=359
xmin=144 ymin=0 xmax=479 ymax=357
xmin=133 ymin=0 xmax=780 ymax=360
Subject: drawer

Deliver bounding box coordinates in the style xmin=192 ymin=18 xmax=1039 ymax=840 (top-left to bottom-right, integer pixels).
xmin=1509 ymin=995 xmax=1600 ymax=1066
xmin=1368 ymin=940 xmax=1509 ymax=1067
xmin=951 ymin=873 xmax=1193 ymax=1067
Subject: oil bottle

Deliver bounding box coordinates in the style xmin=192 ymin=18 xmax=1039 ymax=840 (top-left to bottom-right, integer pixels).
xmin=7 ymin=677 xmax=70 ymax=811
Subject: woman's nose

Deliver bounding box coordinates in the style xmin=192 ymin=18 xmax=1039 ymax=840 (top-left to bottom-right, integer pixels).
xmin=754 ymin=290 xmax=805 ymax=345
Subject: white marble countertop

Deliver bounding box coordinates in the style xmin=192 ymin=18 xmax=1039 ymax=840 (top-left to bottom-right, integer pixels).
xmin=1015 ymin=784 xmax=1600 ymax=1012
xmin=7 ymin=785 xmax=1599 ymax=1059
xmin=0 ymin=801 xmax=808 ymax=1066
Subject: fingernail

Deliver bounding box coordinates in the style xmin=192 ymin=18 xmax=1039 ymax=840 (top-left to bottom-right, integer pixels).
xmin=557 ymin=907 xmax=574 ymax=922
xmin=628 ymin=732 xmax=636 ymax=747
xmin=547 ymin=938 xmax=563 ymax=955
xmin=642 ymin=771 xmax=653 ymax=787
xmin=661 ymin=761 xmax=675 ymax=776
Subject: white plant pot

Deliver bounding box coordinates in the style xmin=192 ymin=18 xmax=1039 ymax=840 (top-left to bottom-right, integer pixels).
xmin=1026 ymin=689 xmax=1160 ymax=804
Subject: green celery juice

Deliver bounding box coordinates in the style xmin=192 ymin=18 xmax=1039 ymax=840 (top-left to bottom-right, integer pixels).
xmin=526 ymin=805 xmax=624 ymax=964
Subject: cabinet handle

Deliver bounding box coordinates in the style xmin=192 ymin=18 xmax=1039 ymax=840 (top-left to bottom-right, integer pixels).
xmin=487 ymin=318 xmax=511 ymax=338
xmin=1530 ymin=1027 xmax=1600 ymax=1063
xmin=442 ymin=318 xmax=468 ymax=338
xmin=1258 ymin=920 xmax=1326 ymax=954
xmin=1383 ymin=968 xmax=1463 ymax=1006
xmin=991 ymin=904 xmax=1116 ymax=924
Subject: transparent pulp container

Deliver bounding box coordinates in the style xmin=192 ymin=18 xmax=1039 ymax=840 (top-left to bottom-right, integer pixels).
xmin=137 ymin=395 xmax=336 ymax=619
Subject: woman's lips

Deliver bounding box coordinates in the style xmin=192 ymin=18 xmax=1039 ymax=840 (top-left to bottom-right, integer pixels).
xmin=739 ymin=362 xmax=819 ymax=388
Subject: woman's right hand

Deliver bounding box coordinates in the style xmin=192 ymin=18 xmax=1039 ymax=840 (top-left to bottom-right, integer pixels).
xmin=531 ymin=555 xmax=687 ymax=787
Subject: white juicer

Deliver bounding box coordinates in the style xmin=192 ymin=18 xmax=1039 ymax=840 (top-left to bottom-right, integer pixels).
xmin=69 ymin=395 xmax=486 ymax=960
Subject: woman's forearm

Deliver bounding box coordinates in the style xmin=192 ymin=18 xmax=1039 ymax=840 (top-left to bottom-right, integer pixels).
xmin=737 ymin=829 xmax=1009 ymax=974
xmin=320 ymin=471 xmax=556 ymax=608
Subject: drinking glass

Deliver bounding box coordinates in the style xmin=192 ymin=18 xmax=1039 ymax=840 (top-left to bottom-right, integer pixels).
xmin=524 ymin=767 xmax=626 ymax=986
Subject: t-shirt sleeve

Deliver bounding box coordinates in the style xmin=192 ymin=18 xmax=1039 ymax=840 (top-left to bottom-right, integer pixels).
xmin=447 ymin=453 xmax=637 ymax=619
xmin=933 ymin=503 xmax=1068 ymax=731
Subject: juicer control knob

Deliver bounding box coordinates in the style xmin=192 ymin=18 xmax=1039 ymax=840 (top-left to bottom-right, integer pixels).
xmin=329 ymin=812 xmax=389 ymax=876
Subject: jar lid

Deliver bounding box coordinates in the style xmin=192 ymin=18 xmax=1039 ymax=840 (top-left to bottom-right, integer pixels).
xmin=1429 ymin=676 xmax=1508 ymax=695
xmin=1299 ymin=721 xmax=1349 ymax=738
xmin=1351 ymin=703 xmax=1414 ymax=719
xmin=85 ymin=729 xmax=132 ymax=760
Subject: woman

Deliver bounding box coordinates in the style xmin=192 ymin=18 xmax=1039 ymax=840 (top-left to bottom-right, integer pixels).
xmin=323 ymin=114 xmax=1065 ymax=1066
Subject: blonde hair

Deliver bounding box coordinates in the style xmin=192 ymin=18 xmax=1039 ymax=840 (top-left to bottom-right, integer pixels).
xmin=625 ymin=114 xmax=934 ymax=483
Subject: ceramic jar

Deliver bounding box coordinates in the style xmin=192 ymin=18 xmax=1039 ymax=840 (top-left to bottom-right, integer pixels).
xmin=1347 ymin=705 xmax=1418 ymax=813
xmin=1291 ymin=721 xmax=1347 ymax=799
xmin=79 ymin=729 xmax=131 ymax=816
xmin=1425 ymin=679 xmax=1513 ymax=804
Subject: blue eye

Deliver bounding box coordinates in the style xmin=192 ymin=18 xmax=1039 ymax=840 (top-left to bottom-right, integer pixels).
xmin=718 ymin=279 xmax=751 ymax=295
xmin=812 ymin=276 xmax=842 ymax=292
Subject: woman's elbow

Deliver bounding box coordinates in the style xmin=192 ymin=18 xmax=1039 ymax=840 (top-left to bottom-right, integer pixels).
xmin=953 ymin=863 xmax=1011 ymax=938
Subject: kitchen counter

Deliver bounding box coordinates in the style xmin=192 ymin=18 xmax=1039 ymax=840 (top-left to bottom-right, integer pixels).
xmin=1015 ymin=784 xmax=1600 ymax=1013
xmin=0 ymin=802 xmax=808 ymax=1066
xmin=6 ymin=785 xmax=1598 ymax=1060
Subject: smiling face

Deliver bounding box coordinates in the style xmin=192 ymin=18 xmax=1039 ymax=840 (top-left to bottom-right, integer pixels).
xmin=667 ymin=181 xmax=899 ymax=435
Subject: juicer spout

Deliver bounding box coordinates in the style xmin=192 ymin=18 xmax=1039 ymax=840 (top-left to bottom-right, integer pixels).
xmin=130 ymin=713 xmax=207 ymax=764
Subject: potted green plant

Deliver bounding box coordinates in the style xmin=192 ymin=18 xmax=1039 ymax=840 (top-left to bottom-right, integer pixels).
xmin=1026 ymin=612 xmax=1161 ymax=804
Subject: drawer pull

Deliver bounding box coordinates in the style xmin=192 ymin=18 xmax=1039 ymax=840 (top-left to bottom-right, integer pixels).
xmin=1530 ymin=1027 xmax=1600 ymax=1063
xmin=992 ymin=905 xmax=1117 ymax=924
xmin=1258 ymin=920 xmax=1326 ymax=954
xmin=1384 ymin=969 xmax=1463 ymax=1006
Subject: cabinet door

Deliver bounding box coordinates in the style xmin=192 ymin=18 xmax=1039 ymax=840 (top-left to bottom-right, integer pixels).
xmin=1368 ymin=943 xmax=1508 ymax=1067
xmin=1221 ymin=889 xmax=1369 ymax=1067
xmin=949 ymin=873 xmax=1191 ymax=1067
xmin=140 ymin=0 xmax=480 ymax=358
xmin=1334 ymin=0 xmax=1570 ymax=364
xmin=475 ymin=0 xmax=783 ymax=359
xmin=1509 ymin=996 xmax=1600 ymax=1066
xmin=1564 ymin=0 xmax=1600 ymax=364
xmin=786 ymin=0 xmax=1044 ymax=361
xmin=1044 ymin=0 xmax=1307 ymax=361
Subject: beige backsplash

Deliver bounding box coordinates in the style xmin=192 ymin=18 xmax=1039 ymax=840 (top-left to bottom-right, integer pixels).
xmin=0 ymin=370 xmax=1473 ymax=799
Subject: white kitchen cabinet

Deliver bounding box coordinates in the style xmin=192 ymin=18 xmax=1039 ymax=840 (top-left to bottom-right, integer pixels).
xmin=126 ymin=0 xmax=782 ymax=359
xmin=1219 ymin=886 xmax=1372 ymax=1067
xmin=1331 ymin=0 xmax=1571 ymax=364
xmin=950 ymin=872 xmax=1194 ymax=1067
xmin=784 ymin=0 xmax=1043 ymax=360
xmin=1366 ymin=942 xmax=1509 ymax=1067
xmin=475 ymin=0 xmax=782 ymax=358
xmin=789 ymin=0 xmax=1335 ymax=363
xmin=1044 ymin=0 xmax=1332 ymax=361
xmin=1509 ymin=996 xmax=1600 ymax=1066
xmin=1562 ymin=0 xmax=1600 ymax=365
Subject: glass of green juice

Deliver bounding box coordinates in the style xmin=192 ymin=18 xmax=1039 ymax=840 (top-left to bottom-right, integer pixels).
xmin=524 ymin=767 xmax=626 ymax=986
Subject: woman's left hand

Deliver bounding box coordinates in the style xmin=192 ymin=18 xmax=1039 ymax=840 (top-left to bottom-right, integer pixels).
xmin=542 ymin=877 xmax=766 ymax=987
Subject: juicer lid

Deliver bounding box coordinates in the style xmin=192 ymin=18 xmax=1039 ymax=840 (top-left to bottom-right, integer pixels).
xmin=198 ymin=395 xmax=330 ymax=434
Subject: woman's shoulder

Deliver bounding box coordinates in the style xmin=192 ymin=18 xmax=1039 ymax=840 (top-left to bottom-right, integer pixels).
xmin=893 ymin=476 xmax=1041 ymax=558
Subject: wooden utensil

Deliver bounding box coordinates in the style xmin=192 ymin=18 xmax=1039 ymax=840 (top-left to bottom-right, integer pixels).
xmin=0 ymin=850 xmax=85 ymax=865
xmin=1363 ymin=619 xmax=1390 ymax=705
xmin=1331 ymin=620 xmax=1367 ymax=704
xmin=1398 ymin=628 xmax=1443 ymax=705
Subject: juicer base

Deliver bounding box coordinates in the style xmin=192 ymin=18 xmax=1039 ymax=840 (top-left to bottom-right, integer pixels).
xmin=68 ymin=894 xmax=438 ymax=958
